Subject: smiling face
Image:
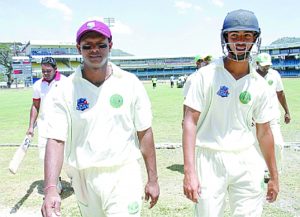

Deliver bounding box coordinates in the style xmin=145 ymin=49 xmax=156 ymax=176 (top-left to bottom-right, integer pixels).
xmin=77 ymin=31 xmax=113 ymax=70
xmin=226 ymin=31 xmax=256 ymax=61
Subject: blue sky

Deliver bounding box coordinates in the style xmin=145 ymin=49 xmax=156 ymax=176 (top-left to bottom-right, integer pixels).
xmin=0 ymin=0 xmax=299 ymax=57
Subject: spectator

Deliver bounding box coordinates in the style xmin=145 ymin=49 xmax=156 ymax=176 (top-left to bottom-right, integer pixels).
xmin=152 ymin=76 xmax=157 ymax=89
xmin=170 ymin=75 xmax=175 ymax=88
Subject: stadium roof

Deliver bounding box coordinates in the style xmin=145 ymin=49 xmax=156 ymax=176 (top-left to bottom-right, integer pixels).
xmin=261 ymin=37 xmax=300 ymax=50
xmin=271 ymin=37 xmax=300 ymax=45
xmin=28 ymin=40 xmax=76 ymax=46
xmin=110 ymin=54 xmax=195 ymax=60
xmin=30 ymin=55 xmax=82 ymax=59
xmin=262 ymin=42 xmax=300 ymax=50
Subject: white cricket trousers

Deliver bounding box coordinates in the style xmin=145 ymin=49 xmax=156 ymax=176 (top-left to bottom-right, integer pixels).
xmin=38 ymin=136 xmax=47 ymax=160
xmin=194 ymin=146 xmax=265 ymax=217
xmin=66 ymin=160 xmax=143 ymax=217
xmin=253 ymin=119 xmax=284 ymax=173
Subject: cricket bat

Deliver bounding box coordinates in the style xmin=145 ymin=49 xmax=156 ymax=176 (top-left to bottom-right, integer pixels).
xmin=9 ymin=134 xmax=33 ymax=174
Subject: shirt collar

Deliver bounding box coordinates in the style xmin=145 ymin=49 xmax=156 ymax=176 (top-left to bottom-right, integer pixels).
xmin=42 ymin=71 xmax=61 ymax=83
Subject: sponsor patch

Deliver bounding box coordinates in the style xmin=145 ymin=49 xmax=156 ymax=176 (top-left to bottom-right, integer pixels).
xmin=76 ymin=98 xmax=89 ymax=111
xmin=268 ymin=80 xmax=273 ymax=85
xmin=110 ymin=94 xmax=123 ymax=108
xmin=128 ymin=201 xmax=139 ymax=214
xmin=217 ymin=85 xmax=230 ymax=97
xmin=239 ymin=91 xmax=251 ymax=104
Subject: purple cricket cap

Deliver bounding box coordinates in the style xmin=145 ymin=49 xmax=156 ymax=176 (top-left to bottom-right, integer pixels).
xmin=76 ymin=20 xmax=112 ymax=44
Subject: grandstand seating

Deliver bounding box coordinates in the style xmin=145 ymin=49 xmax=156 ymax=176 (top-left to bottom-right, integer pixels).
xmin=14 ymin=41 xmax=201 ymax=80
xmin=9 ymin=38 xmax=300 ymax=81
xmin=261 ymin=41 xmax=300 ymax=77
xmin=279 ymin=70 xmax=300 ymax=77
xmin=111 ymin=56 xmax=196 ymax=79
xmin=70 ymin=61 xmax=80 ymax=69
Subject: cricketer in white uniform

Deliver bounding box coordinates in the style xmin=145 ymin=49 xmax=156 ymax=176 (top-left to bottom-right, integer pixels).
xmin=183 ymin=54 xmax=212 ymax=99
xmin=256 ymin=52 xmax=291 ymax=173
xmin=41 ymin=20 xmax=159 ymax=217
xmin=182 ymin=54 xmax=211 ymax=126
xmin=183 ymin=9 xmax=279 ymax=217
xmin=27 ymin=57 xmax=66 ymax=160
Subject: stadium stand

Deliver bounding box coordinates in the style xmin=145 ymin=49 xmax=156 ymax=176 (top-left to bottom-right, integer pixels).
xmin=14 ymin=40 xmax=197 ymax=82
xmin=260 ymin=37 xmax=300 ymax=77
xmin=111 ymin=56 xmax=195 ymax=80
xmin=11 ymin=37 xmax=300 ymax=85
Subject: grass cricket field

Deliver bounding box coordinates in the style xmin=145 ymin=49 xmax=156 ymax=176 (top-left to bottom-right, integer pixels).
xmin=0 ymin=79 xmax=299 ymax=216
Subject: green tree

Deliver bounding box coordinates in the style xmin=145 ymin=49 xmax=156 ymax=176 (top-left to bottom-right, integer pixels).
xmin=0 ymin=42 xmax=22 ymax=88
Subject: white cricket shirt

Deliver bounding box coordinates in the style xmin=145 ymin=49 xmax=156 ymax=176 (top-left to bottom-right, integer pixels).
xmin=263 ymin=68 xmax=284 ymax=120
xmin=32 ymin=72 xmax=66 ymax=136
xmin=184 ymin=58 xmax=274 ymax=151
xmin=183 ymin=71 xmax=197 ymax=98
xmin=45 ymin=63 xmax=152 ymax=169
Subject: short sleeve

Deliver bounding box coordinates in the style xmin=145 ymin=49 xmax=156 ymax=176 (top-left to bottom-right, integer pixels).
xmin=32 ymin=81 xmax=41 ymax=100
xmin=183 ymin=74 xmax=194 ymax=98
xmin=274 ymin=70 xmax=284 ymax=92
xmin=43 ymin=85 xmax=69 ymax=142
xmin=253 ymin=83 xmax=274 ymax=124
xmin=184 ymin=73 xmax=206 ymax=113
xmin=132 ymin=77 xmax=152 ymax=131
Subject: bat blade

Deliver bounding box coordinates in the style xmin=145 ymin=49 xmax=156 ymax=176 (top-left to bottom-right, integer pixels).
xmin=9 ymin=135 xmax=32 ymax=174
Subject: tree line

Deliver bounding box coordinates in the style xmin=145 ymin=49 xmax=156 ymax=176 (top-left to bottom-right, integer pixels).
xmin=0 ymin=42 xmax=23 ymax=88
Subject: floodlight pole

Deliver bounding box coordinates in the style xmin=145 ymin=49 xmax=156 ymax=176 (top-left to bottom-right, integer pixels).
xmin=103 ymin=17 xmax=115 ymax=58
xmin=104 ymin=17 xmax=115 ymax=28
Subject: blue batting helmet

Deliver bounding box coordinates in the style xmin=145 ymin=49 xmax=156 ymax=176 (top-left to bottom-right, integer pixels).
xmin=221 ymin=9 xmax=261 ymax=61
xmin=222 ymin=9 xmax=261 ymax=35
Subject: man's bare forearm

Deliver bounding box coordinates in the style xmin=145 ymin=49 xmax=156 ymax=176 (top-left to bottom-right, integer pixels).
xmin=29 ymin=105 xmax=39 ymax=128
xmin=183 ymin=107 xmax=199 ymax=175
xmin=183 ymin=121 xmax=197 ymax=175
xmin=138 ymin=128 xmax=158 ymax=181
xmin=277 ymin=91 xmax=290 ymax=115
xmin=44 ymin=139 xmax=65 ymax=188
xmin=256 ymin=123 xmax=278 ymax=179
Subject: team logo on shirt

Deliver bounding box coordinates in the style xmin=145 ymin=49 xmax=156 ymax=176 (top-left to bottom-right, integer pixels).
xmin=268 ymin=80 xmax=273 ymax=85
xmin=76 ymin=98 xmax=89 ymax=111
xmin=239 ymin=91 xmax=251 ymax=104
xmin=217 ymin=86 xmax=230 ymax=97
xmin=110 ymin=94 xmax=123 ymax=108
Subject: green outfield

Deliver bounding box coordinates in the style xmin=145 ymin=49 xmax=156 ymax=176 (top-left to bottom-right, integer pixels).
xmin=0 ymin=79 xmax=299 ymax=216
xmin=0 ymin=78 xmax=299 ymax=144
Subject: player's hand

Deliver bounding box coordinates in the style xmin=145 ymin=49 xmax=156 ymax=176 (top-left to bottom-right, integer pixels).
xmin=183 ymin=172 xmax=200 ymax=203
xmin=26 ymin=126 xmax=35 ymax=137
xmin=41 ymin=188 xmax=61 ymax=217
xmin=266 ymin=177 xmax=279 ymax=203
xmin=144 ymin=179 xmax=160 ymax=208
xmin=284 ymin=113 xmax=291 ymax=124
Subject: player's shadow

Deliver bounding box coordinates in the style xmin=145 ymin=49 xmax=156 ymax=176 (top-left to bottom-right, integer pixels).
xmin=167 ymin=164 xmax=184 ymax=174
xmin=10 ymin=179 xmax=74 ymax=214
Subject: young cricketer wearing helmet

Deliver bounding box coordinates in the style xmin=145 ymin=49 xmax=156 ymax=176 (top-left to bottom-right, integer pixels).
xmin=41 ymin=20 xmax=159 ymax=217
xmin=183 ymin=9 xmax=279 ymax=217
xmin=256 ymin=52 xmax=291 ymax=174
